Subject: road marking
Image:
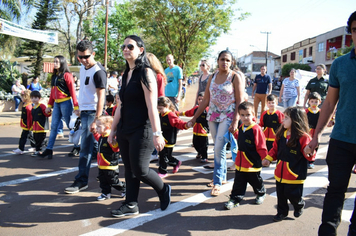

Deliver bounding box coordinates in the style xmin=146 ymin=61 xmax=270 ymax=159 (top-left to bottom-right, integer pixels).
xmin=0 ymin=163 xmax=98 ymax=188
xmin=0 ymin=144 xmax=73 ymax=158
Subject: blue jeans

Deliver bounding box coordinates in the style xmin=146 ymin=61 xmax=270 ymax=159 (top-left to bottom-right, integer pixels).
xmin=46 ymin=100 xmax=73 ymax=150
xmin=57 ymin=119 xmax=64 ymax=134
xmin=75 ymin=110 xmax=97 ymax=185
xmin=283 ymin=96 xmax=298 ymax=108
xmin=209 ymin=119 xmax=230 ymax=186
xmin=14 ymin=96 xmax=21 ymax=110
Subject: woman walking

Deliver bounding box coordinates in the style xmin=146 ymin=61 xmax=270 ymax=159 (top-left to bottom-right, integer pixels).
xmin=188 ymin=50 xmax=244 ymax=196
xmin=40 ymin=55 xmax=79 ymax=159
xmin=108 ymin=35 xmax=171 ymax=217
xmin=279 ymin=68 xmax=300 ymax=108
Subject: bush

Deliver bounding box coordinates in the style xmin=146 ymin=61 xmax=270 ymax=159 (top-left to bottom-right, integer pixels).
xmin=0 ymin=60 xmax=21 ymax=93
xmin=281 ymin=63 xmax=311 ymax=77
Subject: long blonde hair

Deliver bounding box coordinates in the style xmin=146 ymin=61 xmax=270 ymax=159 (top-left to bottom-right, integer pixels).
xmin=147 ymin=52 xmax=167 ymax=84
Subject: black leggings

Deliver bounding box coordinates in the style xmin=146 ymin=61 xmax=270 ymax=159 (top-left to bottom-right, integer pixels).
xmin=117 ymin=126 xmax=164 ymax=205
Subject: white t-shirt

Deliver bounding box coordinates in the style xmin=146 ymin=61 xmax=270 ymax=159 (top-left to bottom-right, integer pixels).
xmin=282 ymin=78 xmax=299 ymax=99
xmin=107 ymin=76 xmax=118 ymax=93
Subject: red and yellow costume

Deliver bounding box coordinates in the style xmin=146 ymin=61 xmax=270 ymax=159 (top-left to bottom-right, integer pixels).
xmin=47 ymin=72 xmax=79 ymax=110
xmin=265 ymin=131 xmax=316 ymax=184
xmin=305 ymin=108 xmax=320 ymax=138
xmin=233 ymin=122 xmax=268 ymax=172
xmin=259 ymin=109 xmax=284 ymax=150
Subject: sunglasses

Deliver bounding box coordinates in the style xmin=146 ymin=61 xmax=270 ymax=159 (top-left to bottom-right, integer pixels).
xmin=200 ymin=64 xmax=205 ymax=67
xmin=121 ymin=44 xmax=135 ymax=51
xmin=78 ymin=54 xmax=92 ymax=59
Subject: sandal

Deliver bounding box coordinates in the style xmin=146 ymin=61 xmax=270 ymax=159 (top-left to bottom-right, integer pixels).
xmin=210 ymin=185 xmax=221 ymax=196
xmin=207 ymin=179 xmax=227 ymax=187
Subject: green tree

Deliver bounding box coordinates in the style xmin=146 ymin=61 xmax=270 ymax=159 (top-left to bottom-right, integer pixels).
xmin=336 ymin=43 xmax=354 ymax=58
xmin=134 ymin=0 xmax=250 ymax=75
xmin=20 ymin=0 xmax=61 ymax=78
xmin=83 ymin=1 xmax=140 ymax=71
xmin=0 ymin=0 xmax=34 ymax=21
xmin=0 ymin=60 xmax=21 ymax=93
xmin=281 ymin=63 xmax=311 ymax=77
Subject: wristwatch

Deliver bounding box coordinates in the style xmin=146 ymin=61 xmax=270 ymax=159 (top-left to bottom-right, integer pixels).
xmin=153 ymin=131 xmax=162 ymax=136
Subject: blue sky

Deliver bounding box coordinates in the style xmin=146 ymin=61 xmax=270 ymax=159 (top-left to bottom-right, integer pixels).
xmin=211 ymin=0 xmax=355 ymax=59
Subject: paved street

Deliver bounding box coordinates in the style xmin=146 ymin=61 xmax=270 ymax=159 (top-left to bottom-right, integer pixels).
xmin=0 ymin=82 xmax=353 ymax=235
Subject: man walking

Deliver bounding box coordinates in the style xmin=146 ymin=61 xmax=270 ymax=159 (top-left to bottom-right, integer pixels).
xmin=251 ymin=65 xmax=272 ymax=117
xmin=305 ymin=11 xmax=356 ymax=236
xmin=165 ymin=54 xmax=183 ymax=111
xmin=65 ymin=40 xmax=107 ymax=194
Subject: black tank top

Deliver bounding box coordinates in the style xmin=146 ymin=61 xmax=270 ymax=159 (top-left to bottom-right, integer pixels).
xmin=118 ymin=68 xmax=151 ymax=134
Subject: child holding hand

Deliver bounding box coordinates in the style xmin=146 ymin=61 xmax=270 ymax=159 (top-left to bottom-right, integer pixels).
xmin=178 ymin=92 xmax=209 ymax=163
xmin=262 ymin=106 xmax=316 ymax=222
xmin=93 ymin=115 xmax=125 ymax=201
xmin=157 ymin=97 xmax=190 ymax=178
xmin=224 ymin=101 xmax=268 ymax=210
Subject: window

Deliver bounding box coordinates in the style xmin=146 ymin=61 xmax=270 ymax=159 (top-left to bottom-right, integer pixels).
xmin=282 ymin=54 xmax=287 ymax=62
xmin=318 ymin=42 xmax=324 ymax=52
xmin=303 ymin=48 xmax=307 ymax=57
xmin=252 ymin=63 xmax=265 ymax=72
xmin=291 ymin=52 xmax=296 ymax=60
xmin=309 ymin=46 xmax=313 ymax=56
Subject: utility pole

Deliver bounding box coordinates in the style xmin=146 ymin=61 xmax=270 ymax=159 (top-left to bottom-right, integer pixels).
xmin=260 ymin=31 xmax=271 ymax=67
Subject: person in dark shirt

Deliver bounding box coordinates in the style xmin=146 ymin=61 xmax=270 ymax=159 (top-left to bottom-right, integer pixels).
xmin=303 ymin=64 xmax=328 ymax=108
xmin=251 ymin=65 xmax=272 ymax=118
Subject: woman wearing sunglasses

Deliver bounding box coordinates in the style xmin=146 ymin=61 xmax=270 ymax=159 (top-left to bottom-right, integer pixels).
xmin=108 ymin=35 xmax=171 ymax=217
xmin=196 ymin=60 xmax=210 ymax=104
xmin=40 ymin=55 xmax=79 ymax=159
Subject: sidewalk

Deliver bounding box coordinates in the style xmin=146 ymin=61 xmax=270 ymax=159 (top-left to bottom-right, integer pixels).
xmin=0 ymin=111 xmax=21 ymax=126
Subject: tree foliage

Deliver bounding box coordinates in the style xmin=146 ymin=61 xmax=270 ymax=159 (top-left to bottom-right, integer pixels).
xmin=133 ymin=0 xmax=249 ymax=75
xmin=19 ymin=0 xmax=61 ymax=77
xmin=281 ymin=63 xmax=311 ymax=77
xmin=0 ymin=0 xmax=34 ymax=21
xmin=0 ymin=60 xmax=21 ymax=93
xmin=83 ymin=1 xmax=140 ymax=72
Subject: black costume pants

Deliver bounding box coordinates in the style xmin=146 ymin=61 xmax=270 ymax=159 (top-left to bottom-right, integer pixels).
xmin=193 ymin=135 xmax=208 ymax=160
xmin=276 ymin=181 xmax=304 ymax=216
xmin=158 ymin=147 xmax=180 ymax=174
xmin=230 ymin=170 xmax=265 ymax=203
xmin=98 ymin=168 xmax=125 ymax=194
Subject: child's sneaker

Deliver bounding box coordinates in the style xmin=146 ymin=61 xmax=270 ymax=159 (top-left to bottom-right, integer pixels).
xmin=158 ymin=173 xmax=168 ymax=178
xmin=28 ymin=148 xmax=36 ymax=152
xmin=13 ymin=148 xmax=24 ymax=155
xmin=172 ymin=160 xmax=182 ymax=174
xmin=224 ymin=199 xmax=239 ymax=210
xmin=273 ymin=213 xmax=287 ymax=222
xmin=196 ymin=154 xmax=201 ymax=159
xmin=255 ymin=193 xmax=266 ymax=205
xmin=97 ymin=193 xmax=111 ymax=201
xmin=200 ymin=158 xmax=208 ymax=163
xmin=31 ymin=151 xmax=40 ymax=157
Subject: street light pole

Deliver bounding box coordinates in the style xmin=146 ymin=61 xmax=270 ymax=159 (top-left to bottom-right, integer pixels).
xmin=261 ymin=31 xmax=271 ymax=66
xmin=104 ymin=0 xmax=109 ymax=71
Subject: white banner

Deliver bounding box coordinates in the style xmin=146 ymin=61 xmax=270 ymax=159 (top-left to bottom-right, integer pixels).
xmin=0 ymin=18 xmax=58 ymax=45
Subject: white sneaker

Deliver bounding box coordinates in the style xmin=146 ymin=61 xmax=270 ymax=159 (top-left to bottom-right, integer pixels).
xmin=150 ymin=154 xmax=158 ymax=162
xmin=15 ymin=108 xmax=19 ymax=112
xmin=28 ymin=148 xmax=36 ymax=152
xmin=13 ymin=148 xmax=24 ymax=155
xmin=97 ymin=193 xmax=111 ymax=201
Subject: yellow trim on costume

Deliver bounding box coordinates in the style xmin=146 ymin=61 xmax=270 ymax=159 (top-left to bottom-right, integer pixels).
xmin=266 ymin=137 xmax=275 ymax=141
xmin=265 ymin=155 xmax=274 ymax=162
xmin=182 ymin=111 xmax=185 ymax=116
xmin=236 ymin=165 xmax=262 ymax=172
xmin=275 ymin=176 xmax=305 ymax=184
xmin=267 ymin=109 xmax=276 ymax=115
xmin=162 ymin=111 xmax=170 ymax=117
xmin=243 ymin=122 xmax=256 ymax=132
xmin=100 ymin=153 xmax=111 ymax=165
xmin=193 ymin=132 xmax=208 ymax=136
xmin=32 ymin=130 xmax=48 ymax=133
xmin=21 ymin=127 xmax=29 ymax=131
xmin=284 ymin=130 xmax=288 ymax=138
xmin=73 ymin=106 xmax=79 ymax=110
xmin=242 ymin=152 xmax=253 ymax=166
xmin=308 ymin=107 xmax=320 ymax=114
xmin=36 ymin=121 xmax=44 ymax=130
xmin=47 ymin=104 xmax=53 ymax=108
xmin=57 ymin=88 xmax=68 ymax=97
xmin=98 ymin=165 xmax=118 ymax=170
xmin=55 ymin=97 xmax=71 ymax=103
xmin=286 ymin=162 xmax=298 ymax=178
xmin=111 ymin=142 xmax=119 ymax=148
xmin=165 ymin=144 xmax=175 ymax=148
